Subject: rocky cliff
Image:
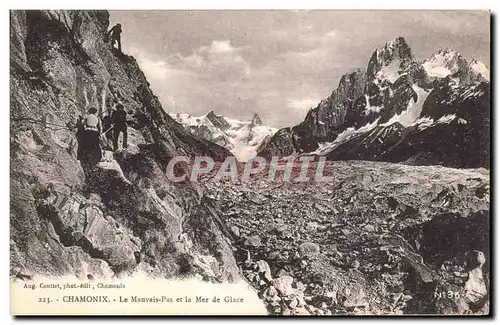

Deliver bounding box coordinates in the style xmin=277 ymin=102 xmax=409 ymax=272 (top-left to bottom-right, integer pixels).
xmin=10 ymin=9 xmax=242 ymax=283
xmin=9 ymin=10 xmax=490 ymax=316
xmin=258 ymin=37 xmax=490 ymax=169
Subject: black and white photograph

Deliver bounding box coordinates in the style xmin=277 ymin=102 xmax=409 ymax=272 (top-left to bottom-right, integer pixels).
xmin=9 ymin=9 xmax=491 ymax=316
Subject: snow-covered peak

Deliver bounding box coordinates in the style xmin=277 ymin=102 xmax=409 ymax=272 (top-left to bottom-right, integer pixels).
xmin=422 ymin=49 xmax=490 ymax=84
xmin=376 ymin=59 xmax=404 ymax=83
xmin=379 ymin=37 xmax=415 ymax=62
xmin=170 ymin=112 xmax=277 ymax=162
xmin=470 ymin=59 xmax=490 ymax=81
xmin=384 ymin=36 xmax=409 ymax=50
xmin=422 ymin=49 xmax=466 ymax=78
xmin=436 ymin=48 xmax=458 ymax=56
xmin=367 ymin=36 xmax=416 ymax=82
xmin=251 ymin=113 xmax=263 ymax=126
xmin=205 ymin=110 xmax=231 ymax=130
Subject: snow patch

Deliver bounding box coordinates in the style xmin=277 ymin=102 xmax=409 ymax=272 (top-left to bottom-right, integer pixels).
xmin=381 ymin=85 xmax=431 ymax=127
xmin=411 ymin=114 xmax=457 ymax=131
xmin=376 ymin=59 xmax=402 ymax=83
xmin=461 ymin=86 xmax=485 ymax=100
xmin=422 ymin=49 xmax=460 ymax=78
xmin=311 ymin=118 xmax=380 ymax=156
xmin=437 ymin=114 xmax=457 ymax=124
xmin=364 ymin=94 xmax=383 ymax=115
xmin=470 ymin=60 xmax=490 ymax=81
xmin=170 ymin=113 xmax=277 ymax=162
xmin=411 ymin=117 xmax=435 ymax=131
xmin=422 ymin=62 xmax=452 ymax=78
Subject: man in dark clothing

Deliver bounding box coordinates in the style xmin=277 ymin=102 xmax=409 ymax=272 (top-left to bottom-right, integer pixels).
xmin=71 ymin=10 xmax=84 ymax=44
xmin=108 ymin=23 xmax=122 ymax=52
xmin=132 ymin=109 xmax=154 ymax=143
xmin=75 ymin=115 xmax=85 ymax=161
xmin=111 ymin=104 xmax=128 ymax=151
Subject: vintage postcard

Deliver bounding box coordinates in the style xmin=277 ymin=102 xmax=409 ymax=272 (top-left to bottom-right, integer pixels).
xmin=10 ymin=9 xmax=490 ymax=316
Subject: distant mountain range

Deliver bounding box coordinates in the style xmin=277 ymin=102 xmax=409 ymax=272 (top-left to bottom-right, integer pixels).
xmin=257 ymin=37 xmax=490 ymax=168
xmin=169 ymin=111 xmax=277 ymax=161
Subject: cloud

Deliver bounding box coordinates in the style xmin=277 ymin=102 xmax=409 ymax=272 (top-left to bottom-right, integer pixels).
xmin=129 ymin=47 xmax=192 ymax=82
xmin=129 ymin=41 xmax=254 ymax=117
xmin=175 ymin=40 xmax=250 ymax=80
xmin=129 ymin=47 xmax=169 ymax=81
xmin=128 ymin=47 xmax=199 ymax=110
xmin=288 ymin=98 xmax=319 ymax=111
xmin=204 ymin=40 xmax=240 ymax=53
xmin=324 ymin=30 xmax=337 ymax=38
xmin=136 ymin=56 xmax=170 ymax=81
xmin=112 ymin=10 xmax=490 ymax=128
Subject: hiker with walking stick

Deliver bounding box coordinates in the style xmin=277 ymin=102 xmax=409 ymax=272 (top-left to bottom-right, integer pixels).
xmin=101 ymin=107 xmax=114 ymax=150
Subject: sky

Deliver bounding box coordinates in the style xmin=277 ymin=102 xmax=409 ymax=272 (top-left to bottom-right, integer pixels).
xmin=109 ymin=10 xmax=490 ymax=128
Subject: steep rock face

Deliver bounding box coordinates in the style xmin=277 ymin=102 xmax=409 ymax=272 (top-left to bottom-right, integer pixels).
xmin=401 ymin=80 xmax=490 ymax=168
xmin=362 ymin=38 xmax=430 ymax=126
xmin=257 ymin=37 xmax=490 ymax=169
xmin=469 ymin=59 xmax=490 ymax=82
xmin=366 ymin=36 xmax=417 ymax=81
xmin=317 ymin=80 xmax=489 ymax=168
xmin=259 ymin=37 xmax=431 ymax=156
xmin=257 ymin=127 xmax=295 ymax=158
xmin=291 ymin=70 xmax=366 ymax=153
xmin=10 ymin=10 xmax=242 ymax=283
xmin=251 ymin=113 xmax=263 ymax=127
xmin=206 ymin=110 xmax=231 ymax=131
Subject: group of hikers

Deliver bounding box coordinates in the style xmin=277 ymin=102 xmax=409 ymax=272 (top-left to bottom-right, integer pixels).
xmin=74 ymin=22 xmax=153 ymax=175
xmin=76 ymin=102 xmax=130 ymax=169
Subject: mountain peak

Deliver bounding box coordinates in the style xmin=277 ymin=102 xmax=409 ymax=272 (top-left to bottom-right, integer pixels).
xmin=367 ymin=36 xmax=415 ymax=80
xmin=171 ymin=111 xmax=277 ymax=161
xmin=206 ymin=110 xmax=217 ymax=118
xmin=385 ymin=36 xmax=409 ymax=49
xmin=469 ymin=59 xmax=490 ymax=81
xmin=251 ymin=113 xmax=263 ymax=126
xmin=433 ymin=48 xmax=463 ymax=61
xmin=205 ymin=110 xmax=231 ymax=130
xmin=381 ymin=36 xmax=414 ymax=59
xmin=422 ymin=48 xmax=468 ymax=79
xmin=437 ymin=48 xmax=457 ymax=55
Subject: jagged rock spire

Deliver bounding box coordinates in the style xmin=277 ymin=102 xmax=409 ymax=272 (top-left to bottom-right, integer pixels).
xmin=367 ymin=36 xmax=416 ymax=80
xmin=206 ymin=110 xmax=231 ymax=130
xmin=251 ymin=113 xmax=263 ymax=126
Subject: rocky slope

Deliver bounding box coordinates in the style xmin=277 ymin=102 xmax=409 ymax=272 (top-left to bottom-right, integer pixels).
xmin=203 ymin=161 xmax=490 ymax=315
xmin=258 ymin=37 xmax=490 ymax=168
xmin=10 ymin=10 xmax=246 ymax=284
xmin=9 ymin=10 xmax=491 ymax=316
xmin=170 ymin=111 xmax=277 ymax=162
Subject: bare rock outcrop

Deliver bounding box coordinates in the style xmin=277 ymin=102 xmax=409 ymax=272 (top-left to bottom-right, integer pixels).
xmin=204 ymin=161 xmax=490 ymax=315
xmin=10 ymin=10 xmax=242 ymax=285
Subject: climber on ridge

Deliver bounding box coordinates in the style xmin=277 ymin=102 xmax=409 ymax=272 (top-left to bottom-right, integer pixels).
xmin=111 ymin=103 xmax=128 ymax=151
xmin=107 ymin=23 xmax=122 ymax=52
